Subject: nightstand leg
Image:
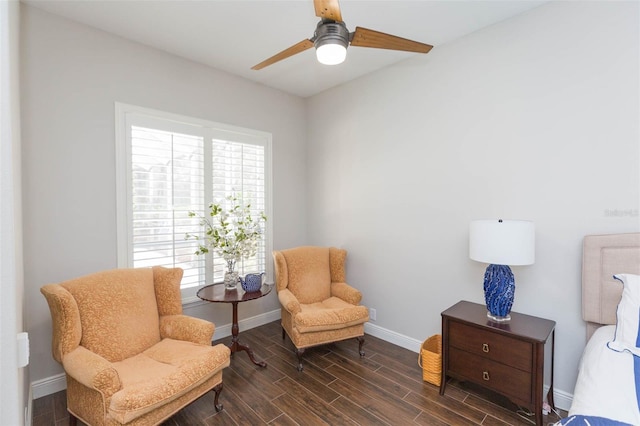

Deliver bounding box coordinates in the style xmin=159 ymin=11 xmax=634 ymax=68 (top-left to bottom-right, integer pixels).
xmin=547 ymin=329 xmax=555 ymax=410
xmin=439 ymin=318 xmax=448 ymax=396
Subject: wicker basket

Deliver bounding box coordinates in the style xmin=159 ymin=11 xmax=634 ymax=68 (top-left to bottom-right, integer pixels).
xmin=418 ymin=334 xmax=442 ymax=386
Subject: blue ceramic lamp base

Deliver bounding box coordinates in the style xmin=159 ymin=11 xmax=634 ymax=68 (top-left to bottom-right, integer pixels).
xmin=483 ymin=264 xmax=515 ymax=322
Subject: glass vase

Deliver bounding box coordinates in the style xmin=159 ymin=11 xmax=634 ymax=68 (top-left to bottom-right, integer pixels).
xmin=224 ymin=258 xmax=239 ymax=290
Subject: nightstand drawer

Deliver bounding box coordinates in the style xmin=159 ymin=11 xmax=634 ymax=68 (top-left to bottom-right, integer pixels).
xmin=449 ymin=347 xmax=531 ymax=403
xmin=449 ymin=321 xmax=532 ymax=372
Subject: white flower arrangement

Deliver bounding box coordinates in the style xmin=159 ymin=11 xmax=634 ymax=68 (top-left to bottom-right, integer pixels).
xmin=186 ymin=193 xmax=266 ymax=273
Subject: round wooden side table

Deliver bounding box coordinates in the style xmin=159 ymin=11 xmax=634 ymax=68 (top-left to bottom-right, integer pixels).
xmin=197 ymin=283 xmax=273 ymax=367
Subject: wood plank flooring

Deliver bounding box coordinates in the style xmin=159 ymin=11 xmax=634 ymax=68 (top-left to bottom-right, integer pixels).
xmin=32 ymin=320 xmax=564 ymax=426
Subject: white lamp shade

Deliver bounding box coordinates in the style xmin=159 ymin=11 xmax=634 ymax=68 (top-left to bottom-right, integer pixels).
xmin=316 ymin=43 xmax=347 ymax=65
xmin=469 ymin=219 xmax=535 ymax=266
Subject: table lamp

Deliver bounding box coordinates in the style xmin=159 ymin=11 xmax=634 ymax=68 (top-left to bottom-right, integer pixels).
xmin=469 ymin=219 xmax=535 ymax=322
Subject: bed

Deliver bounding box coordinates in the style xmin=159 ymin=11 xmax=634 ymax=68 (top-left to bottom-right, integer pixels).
xmin=556 ymin=233 xmax=640 ymax=426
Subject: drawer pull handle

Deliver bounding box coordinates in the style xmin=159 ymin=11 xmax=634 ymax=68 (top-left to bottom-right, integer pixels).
xmin=482 ymin=343 xmax=489 ymax=353
xmin=483 ymin=371 xmax=490 ymax=381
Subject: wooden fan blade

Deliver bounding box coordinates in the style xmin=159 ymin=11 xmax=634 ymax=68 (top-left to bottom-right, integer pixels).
xmin=251 ymin=39 xmax=315 ymax=70
xmin=314 ymin=0 xmax=342 ymax=22
xmin=351 ymin=27 xmax=433 ymax=54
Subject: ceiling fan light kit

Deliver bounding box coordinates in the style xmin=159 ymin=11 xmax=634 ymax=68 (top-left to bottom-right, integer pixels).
xmin=251 ymin=0 xmax=433 ymax=71
xmin=316 ymin=42 xmax=347 ymax=65
xmin=314 ymin=21 xmax=349 ymax=65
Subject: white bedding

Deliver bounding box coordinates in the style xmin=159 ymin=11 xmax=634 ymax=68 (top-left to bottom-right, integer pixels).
xmin=569 ymin=325 xmax=639 ymax=425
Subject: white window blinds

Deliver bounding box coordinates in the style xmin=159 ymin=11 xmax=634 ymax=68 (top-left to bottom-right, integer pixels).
xmin=116 ymin=104 xmax=272 ymax=302
xmin=208 ymin=138 xmax=266 ymax=283
xmin=130 ymin=125 xmax=205 ymax=288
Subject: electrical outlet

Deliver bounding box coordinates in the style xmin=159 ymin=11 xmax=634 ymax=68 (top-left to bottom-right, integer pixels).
xmin=369 ymin=308 xmax=376 ymax=321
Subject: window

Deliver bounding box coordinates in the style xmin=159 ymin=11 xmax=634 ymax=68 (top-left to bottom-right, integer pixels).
xmin=115 ymin=103 xmax=272 ymax=303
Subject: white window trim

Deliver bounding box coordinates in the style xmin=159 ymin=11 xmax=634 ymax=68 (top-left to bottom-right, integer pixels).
xmin=115 ymin=102 xmax=273 ymax=304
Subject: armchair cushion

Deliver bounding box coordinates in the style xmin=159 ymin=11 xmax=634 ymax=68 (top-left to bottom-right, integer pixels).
xmin=110 ymin=339 xmax=230 ymax=424
xmin=295 ymin=297 xmax=369 ymax=333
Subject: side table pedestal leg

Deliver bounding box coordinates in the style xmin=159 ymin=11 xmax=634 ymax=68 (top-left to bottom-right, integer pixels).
xmin=227 ymin=302 xmax=267 ymax=368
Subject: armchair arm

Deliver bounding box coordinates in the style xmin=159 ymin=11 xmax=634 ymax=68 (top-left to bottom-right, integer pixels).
xmin=160 ymin=315 xmax=214 ymax=345
xmin=62 ymin=346 xmax=122 ymax=398
xmin=278 ymin=289 xmax=301 ymax=315
xmin=330 ymin=282 xmax=362 ymax=305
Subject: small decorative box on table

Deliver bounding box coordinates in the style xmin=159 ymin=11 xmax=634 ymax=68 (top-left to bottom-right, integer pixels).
xmin=440 ymin=300 xmax=555 ymax=426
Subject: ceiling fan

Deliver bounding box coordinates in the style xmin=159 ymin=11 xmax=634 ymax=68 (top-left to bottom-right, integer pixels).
xmin=251 ymin=0 xmax=433 ymax=70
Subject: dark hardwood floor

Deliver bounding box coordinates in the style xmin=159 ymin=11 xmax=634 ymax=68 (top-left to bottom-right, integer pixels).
xmin=33 ymin=320 xmax=564 ymax=426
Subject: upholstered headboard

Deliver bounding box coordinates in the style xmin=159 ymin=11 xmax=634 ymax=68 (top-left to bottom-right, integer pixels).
xmin=582 ymin=233 xmax=640 ymax=339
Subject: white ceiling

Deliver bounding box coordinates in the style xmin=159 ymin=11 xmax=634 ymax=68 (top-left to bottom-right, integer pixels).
xmin=23 ymin=0 xmax=547 ymax=98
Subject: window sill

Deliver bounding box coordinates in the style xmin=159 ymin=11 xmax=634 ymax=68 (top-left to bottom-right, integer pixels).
xmin=181 ymin=296 xmax=208 ymax=308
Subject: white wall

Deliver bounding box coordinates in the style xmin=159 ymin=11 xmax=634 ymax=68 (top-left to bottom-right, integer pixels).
xmin=21 ymin=5 xmax=308 ymax=388
xmin=1 ymin=1 xmax=26 ymax=424
xmin=306 ymin=1 xmax=639 ymax=404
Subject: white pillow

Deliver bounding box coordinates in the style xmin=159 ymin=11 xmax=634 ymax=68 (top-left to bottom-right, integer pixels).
xmin=608 ymin=273 xmax=640 ymax=356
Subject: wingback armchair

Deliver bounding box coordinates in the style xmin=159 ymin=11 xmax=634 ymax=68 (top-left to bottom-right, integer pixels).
xmin=40 ymin=266 xmax=231 ymax=426
xmin=273 ymin=246 xmax=369 ymax=371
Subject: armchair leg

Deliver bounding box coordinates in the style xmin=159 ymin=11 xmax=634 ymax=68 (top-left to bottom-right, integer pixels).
xmin=282 ymin=326 xmax=286 ymax=341
xmin=357 ymin=336 xmax=365 ymax=358
xmin=68 ymin=413 xmax=77 ymax=426
xmin=213 ymin=383 xmax=224 ymax=412
xmin=295 ymin=348 xmax=305 ymax=372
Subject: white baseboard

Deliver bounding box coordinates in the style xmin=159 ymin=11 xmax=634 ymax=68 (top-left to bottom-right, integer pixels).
xmin=364 ymin=322 xmax=423 ymax=353
xmin=213 ymin=309 xmax=281 ymax=340
xmin=32 ymin=372 xmax=66 ymax=399
xmin=547 ymin=386 xmax=572 ymax=412
xmin=32 ymin=313 xmax=574 ymax=413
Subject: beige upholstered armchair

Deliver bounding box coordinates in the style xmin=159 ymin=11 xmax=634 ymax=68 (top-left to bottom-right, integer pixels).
xmin=40 ymin=267 xmax=231 ymax=426
xmin=273 ymin=246 xmax=369 ymax=371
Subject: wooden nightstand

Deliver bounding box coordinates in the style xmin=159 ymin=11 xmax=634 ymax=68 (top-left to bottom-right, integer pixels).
xmin=439 ymin=301 xmax=555 ymax=426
